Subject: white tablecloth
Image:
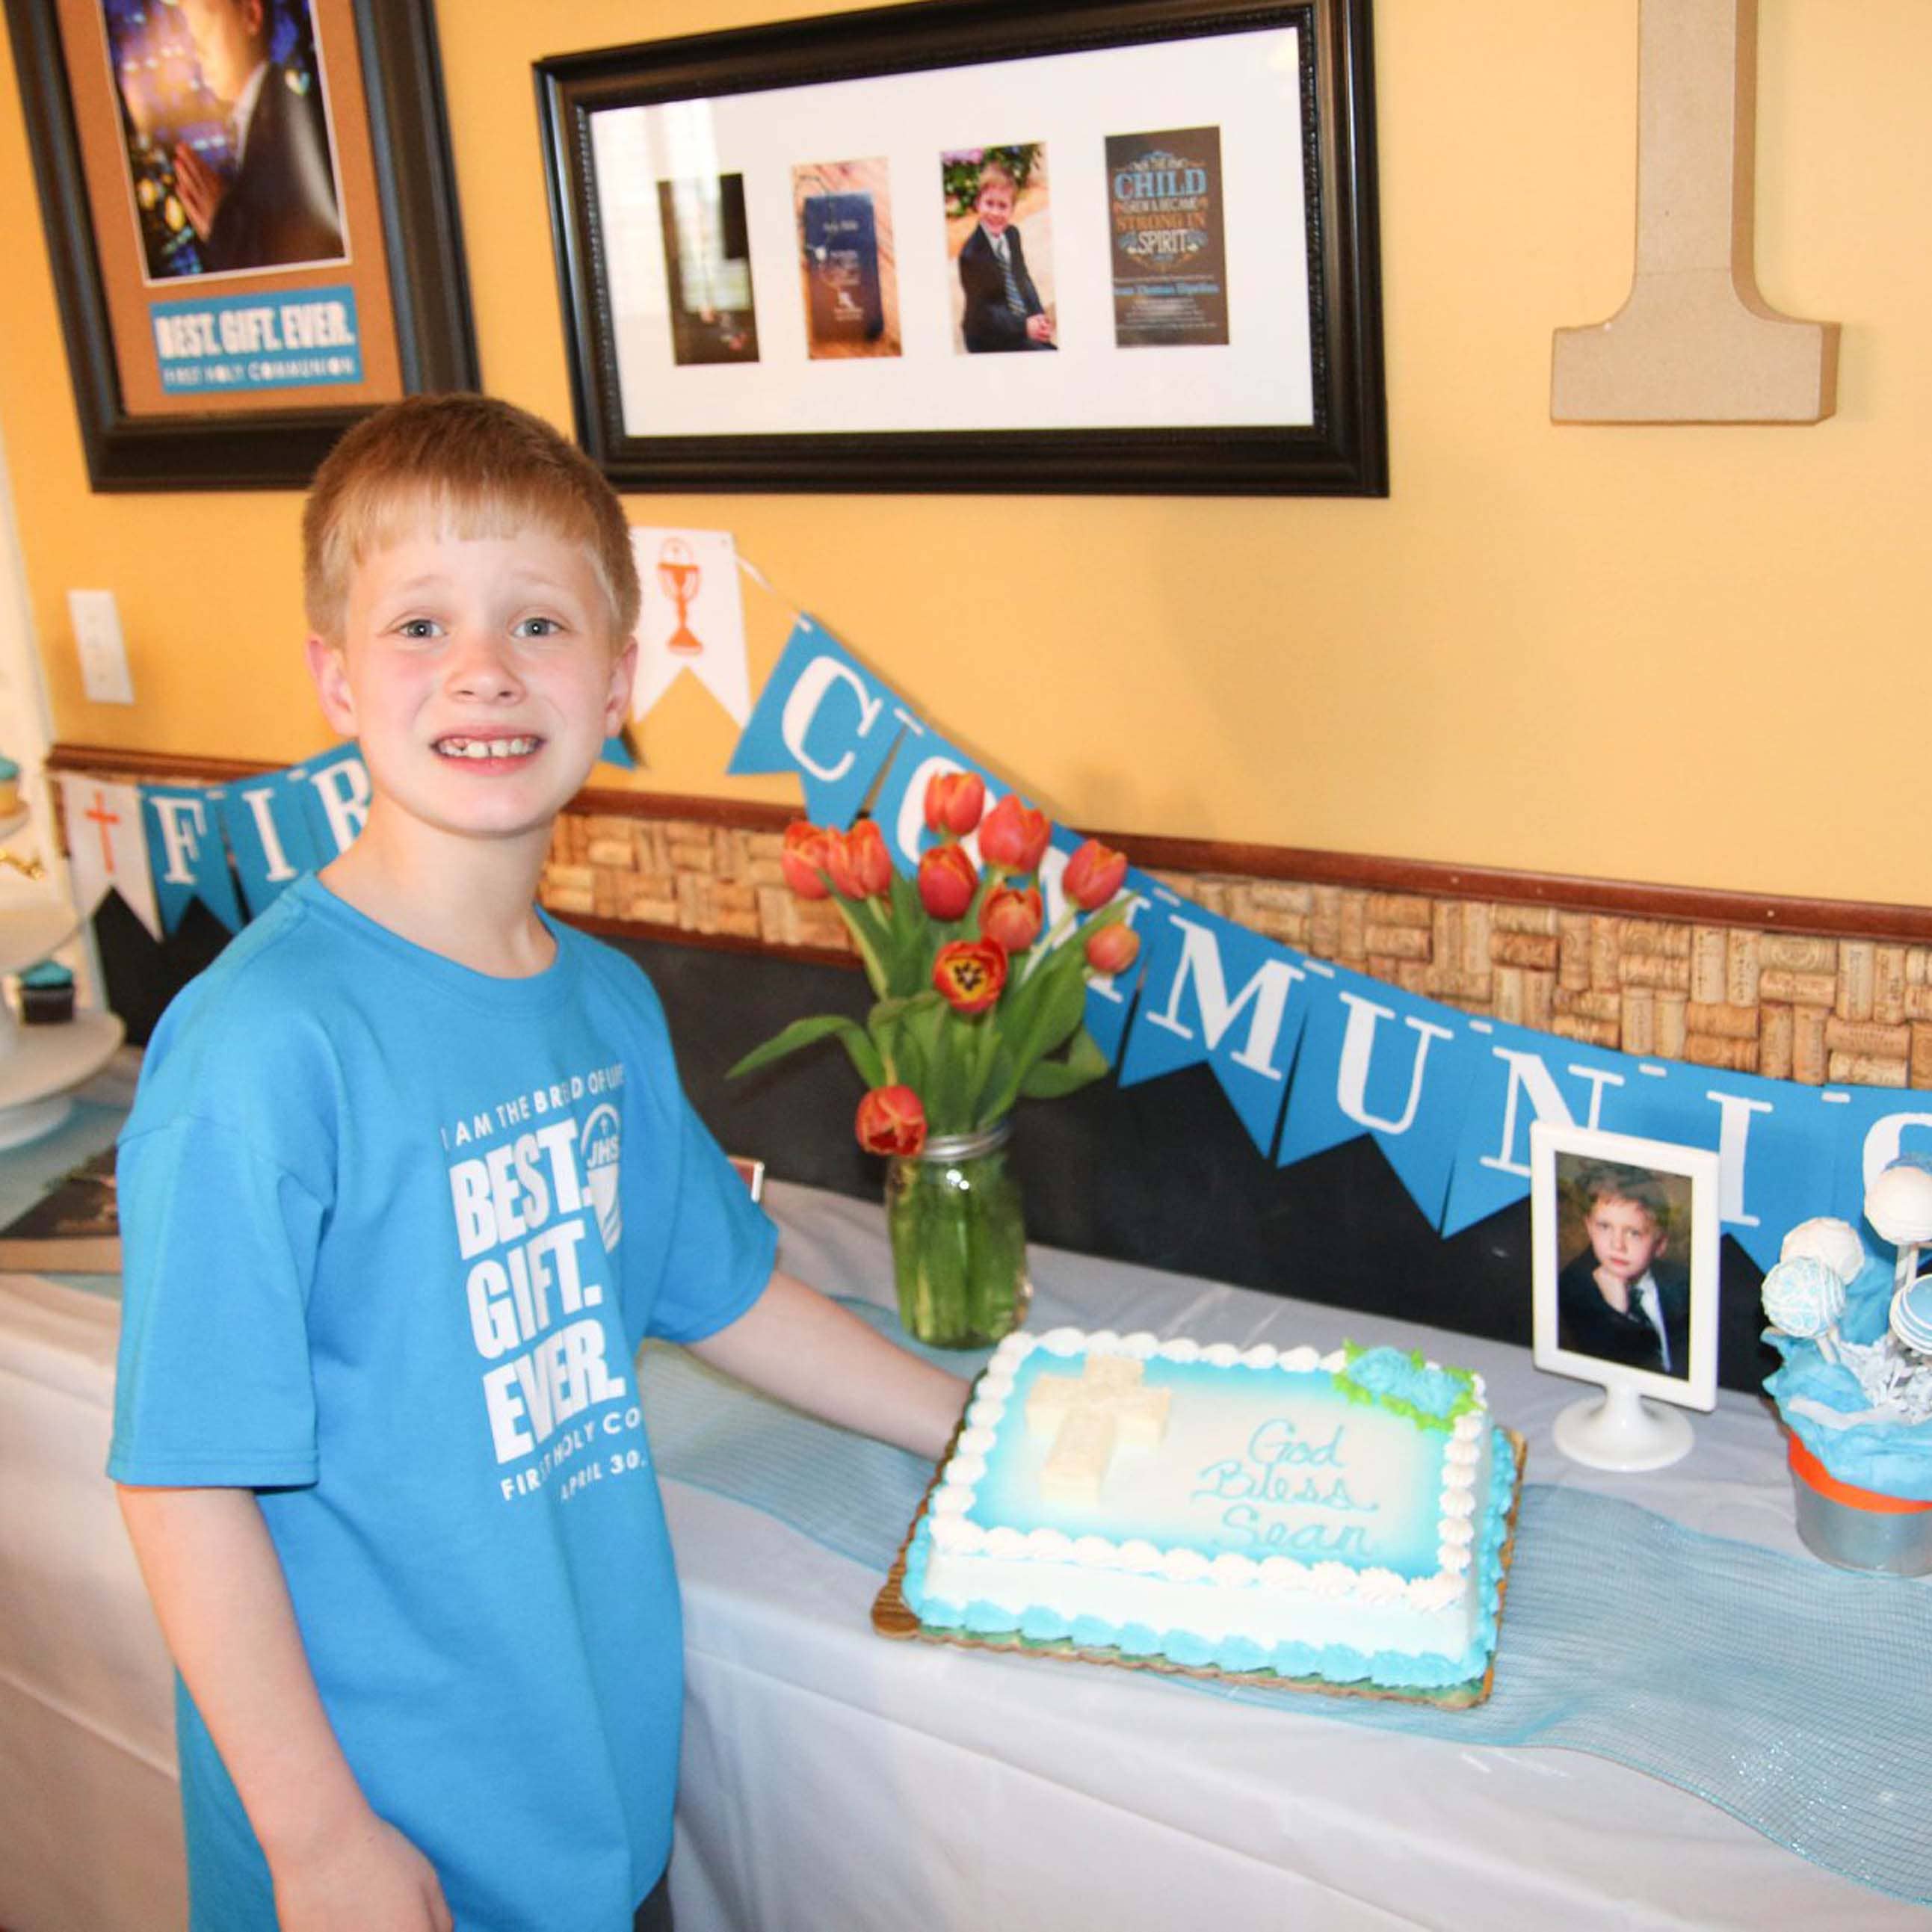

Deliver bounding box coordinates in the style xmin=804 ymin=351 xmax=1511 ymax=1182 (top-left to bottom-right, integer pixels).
xmin=666 ymin=1183 xmax=1925 ymax=1932
xmin=1 ymin=1173 xmax=1922 ymax=1931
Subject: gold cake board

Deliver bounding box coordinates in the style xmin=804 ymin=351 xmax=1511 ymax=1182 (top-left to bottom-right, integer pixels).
xmin=872 ymin=1428 xmax=1527 ymax=1712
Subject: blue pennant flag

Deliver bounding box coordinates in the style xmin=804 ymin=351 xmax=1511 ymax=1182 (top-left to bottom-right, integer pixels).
xmin=220 ymin=766 xmax=321 ymax=918
xmin=1439 ymin=1021 xmax=1652 ymax=1238
xmin=868 ymin=728 xmax=1007 ymax=877
xmin=598 ymin=733 xmax=637 ymax=769
xmin=1277 ymin=961 xmax=1480 ymax=1229
xmin=140 ymin=783 xmax=243 ymax=934
xmin=1036 ymin=833 xmax=1170 ymax=1066
xmin=1593 ymin=1058 xmax=1845 ymax=1272
xmin=727 ymin=616 xmax=912 ymax=828
xmin=296 ymin=744 xmax=371 ymax=860
xmin=1816 ymin=1083 xmax=1932 ymax=1262
xmin=1117 ymin=901 xmax=1309 ymax=1155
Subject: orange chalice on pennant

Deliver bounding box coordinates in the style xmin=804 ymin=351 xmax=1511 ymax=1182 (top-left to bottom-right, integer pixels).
xmin=656 ymin=538 xmax=703 ymax=655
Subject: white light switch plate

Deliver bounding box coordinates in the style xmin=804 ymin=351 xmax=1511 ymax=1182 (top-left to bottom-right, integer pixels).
xmin=68 ymin=588 xmax=135 ymax=704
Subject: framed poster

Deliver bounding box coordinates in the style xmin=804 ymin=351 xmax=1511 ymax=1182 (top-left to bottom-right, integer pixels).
xmin=5 ymin=0 xmax=477 ymax=491
xmin=537 ymin=0 xmax=1386 ymax=495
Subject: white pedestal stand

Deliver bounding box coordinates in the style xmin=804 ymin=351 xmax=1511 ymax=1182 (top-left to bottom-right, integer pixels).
xmin=1552 ymin=1380 xmax=1696 ymax=1472
xmin=0 ymin=808 xmax=124 ymax=1150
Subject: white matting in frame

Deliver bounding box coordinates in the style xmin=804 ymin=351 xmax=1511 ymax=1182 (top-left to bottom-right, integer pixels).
xmin=584 ymin=28 xmax=1312 ymax=439
xmin=1530 ymin=1122 xmax=1721 ymax=1472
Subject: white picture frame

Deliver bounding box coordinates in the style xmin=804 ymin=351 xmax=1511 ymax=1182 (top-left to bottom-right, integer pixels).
xmin=1530 ymin=1121 xmax=1721 ymax=1470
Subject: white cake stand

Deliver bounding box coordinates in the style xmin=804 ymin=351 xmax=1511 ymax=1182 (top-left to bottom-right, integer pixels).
xmin=0 ymin=861 xmax=125 ymax=1150
xmin=1552 ymin=1381 xmax=1695 ymax=1472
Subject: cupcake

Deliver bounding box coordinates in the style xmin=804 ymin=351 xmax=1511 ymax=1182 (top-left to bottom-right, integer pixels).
xmin=18 ymin=960 xmax=75 ymax=1025
xmin=0 ymin=756 xmax=18 ymax=817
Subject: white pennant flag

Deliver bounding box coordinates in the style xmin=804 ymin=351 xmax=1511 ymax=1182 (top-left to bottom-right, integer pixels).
xmin=626 ymin=526 xmax=752 ymax=729
xmin=59 ymin=774 xmax=161 ymax=939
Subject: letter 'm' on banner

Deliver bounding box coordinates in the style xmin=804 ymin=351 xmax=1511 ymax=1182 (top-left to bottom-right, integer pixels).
xmin=1118 ymin=910 xmax=1309 ymax=1153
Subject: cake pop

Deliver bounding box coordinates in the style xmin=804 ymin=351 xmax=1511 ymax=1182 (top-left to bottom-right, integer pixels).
xmin=1762 ymin=1255 xmax=1847 ymax=1363
xmin=1865 ymin=1161 xmax=1932 ymax=1293
xmin=1890 ymin=1279 xmax=1932 ymax=1356
xmin=1780 ymin=1216 xmax=1867 ymax=1286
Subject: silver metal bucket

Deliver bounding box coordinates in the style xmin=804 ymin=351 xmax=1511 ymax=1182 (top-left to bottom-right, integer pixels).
xmin=1788 ymin=1440 xmax=1932 ymax=1578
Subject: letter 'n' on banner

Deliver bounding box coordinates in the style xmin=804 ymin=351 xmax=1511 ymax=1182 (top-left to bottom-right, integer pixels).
xmin=1277 ymin=961 xmax=1479 ymax=1228
xmin=1117 ymin=903 xmax=1308 ymax=1155
xmin=727 ymin=616 xmax=912 ymax=829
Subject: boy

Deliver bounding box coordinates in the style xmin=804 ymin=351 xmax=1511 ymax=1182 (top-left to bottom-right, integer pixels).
xmin=173 ymin=0 xmax=345 ymax=273
xmin=957 ymin=161 xmax=1056 ymax=354
xmin=1556 ymin=1165 xmax=1691 ymax=1377
xmin=109 ymin=395 xmax=967 ymax=1932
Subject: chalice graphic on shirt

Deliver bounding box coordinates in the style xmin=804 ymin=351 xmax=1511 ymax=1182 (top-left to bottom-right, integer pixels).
xmin=656 ymin=538 xmax=703 ymax=655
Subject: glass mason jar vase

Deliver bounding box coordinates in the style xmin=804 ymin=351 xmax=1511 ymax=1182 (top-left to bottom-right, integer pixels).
xmin=884 ymin=1120 xmax=1031 ymax=1348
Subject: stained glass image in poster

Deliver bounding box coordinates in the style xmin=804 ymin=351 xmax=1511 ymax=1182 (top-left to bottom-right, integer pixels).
xmin=792 ymin=158 xmax=901 ymax=359
xmin=657 ymin=175 xmax=759 ymax=365
xmin=1106 ymin=126 xmax=1229 ymax=348
xmin=99 ymin=0 xmax=347 ymax=281
xmin=940 ymin=144 xmax=1057 ymax=355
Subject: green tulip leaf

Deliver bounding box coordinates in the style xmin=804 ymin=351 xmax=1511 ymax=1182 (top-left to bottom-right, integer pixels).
xmin=1016 ymin=1026 xmax=1110 ymax=1099
xmin=728 ymin=1013 xmax=884 ymax=1088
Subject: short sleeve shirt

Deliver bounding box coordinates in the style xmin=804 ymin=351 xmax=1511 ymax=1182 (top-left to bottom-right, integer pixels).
xmin=109 ymin=876 xmax=777 ymax=1931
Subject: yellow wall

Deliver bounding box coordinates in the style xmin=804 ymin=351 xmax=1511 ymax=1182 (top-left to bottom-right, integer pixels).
xmin=1 ymin=1 xmax=1924 ymax=904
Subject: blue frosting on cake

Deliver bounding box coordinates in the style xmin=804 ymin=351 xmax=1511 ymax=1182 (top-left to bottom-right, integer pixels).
xmin=902 ymin=1422 xmax=1520 ymax=1692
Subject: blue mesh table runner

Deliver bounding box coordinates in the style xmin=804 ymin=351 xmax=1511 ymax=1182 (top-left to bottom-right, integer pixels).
xmin=640 ymin=1302 xmax=1932 ymax=1907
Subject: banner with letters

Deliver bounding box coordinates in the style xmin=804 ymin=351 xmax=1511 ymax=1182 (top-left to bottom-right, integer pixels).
xmin=729 ymin=612 xmax=1932 ymax=1267
xmin=62 ymin=745 xmax=371 ymax=937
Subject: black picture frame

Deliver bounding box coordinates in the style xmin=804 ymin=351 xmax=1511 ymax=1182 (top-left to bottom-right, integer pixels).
xmin=537 ymin=0 xmax=1386 ymax=496
xmin=4 ymin=0 xmax=478 ymax=492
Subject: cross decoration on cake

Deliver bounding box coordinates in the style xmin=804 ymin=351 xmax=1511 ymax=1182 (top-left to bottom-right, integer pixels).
xmin=1025 ymin=1354 xmax=1173 ymax=1504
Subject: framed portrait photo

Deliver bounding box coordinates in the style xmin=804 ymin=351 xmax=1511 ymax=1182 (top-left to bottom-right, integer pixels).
xmin=1531 ymin=1123 xmax=1722 ymax=1463
xmin=536 ymin=0 xmax=1386 ymax=495
xmin=5 ymin=0 xmax=477 ymax=490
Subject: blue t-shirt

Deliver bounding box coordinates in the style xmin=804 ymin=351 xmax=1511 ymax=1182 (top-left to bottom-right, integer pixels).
xmin=108 ymin=875 xmax=777 ymax=1931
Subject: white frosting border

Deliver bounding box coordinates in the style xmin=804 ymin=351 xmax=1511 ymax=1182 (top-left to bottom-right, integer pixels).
xmin=931 ymin=1327 xmax=1486 ymax=1614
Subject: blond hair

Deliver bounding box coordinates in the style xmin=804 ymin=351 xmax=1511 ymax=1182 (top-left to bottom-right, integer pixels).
xmin=302 ymin=394 xmax=641 ymax=646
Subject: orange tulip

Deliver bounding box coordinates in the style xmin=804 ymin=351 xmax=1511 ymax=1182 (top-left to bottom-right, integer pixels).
xmin=780 ymin=821 xmax=833 ymax=900
xmin=933 ymin=938 xmax=1008 ymax=1015
xmin=1063 ymin=836 xmax=1128 ymax=911
xmin=979 ymin=883 xmax=1043 ymax=952
xmin=978 ymin=792 xmax=1051 ymax=874
xmin=1084 ymin=922 xmax=1141 ymax=977
xmin=827 ymin=818 xmax=893 ymax=900
xmin=856 ymin=1084 xmax=927 ymax=1156
xmin=918 ymin=842 xmax=978 ymax=921
xmin=924 ymin=769 xmax=987 ymax=837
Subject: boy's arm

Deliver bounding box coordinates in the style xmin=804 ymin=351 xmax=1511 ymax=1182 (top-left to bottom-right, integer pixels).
xmin=687 ymin=1270 xmax=969 ymax=1460
xmin=116 ymin=1484 xmax=453 ymax=1932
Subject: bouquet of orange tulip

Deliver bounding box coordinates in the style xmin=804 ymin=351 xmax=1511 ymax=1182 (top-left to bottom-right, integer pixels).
xmin=729 ymin=773 xmax=1139 ymax=1344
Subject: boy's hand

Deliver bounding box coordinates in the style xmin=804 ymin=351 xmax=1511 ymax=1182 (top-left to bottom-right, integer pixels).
xmin=271 ymin=1809 xmax=454 ymax=1931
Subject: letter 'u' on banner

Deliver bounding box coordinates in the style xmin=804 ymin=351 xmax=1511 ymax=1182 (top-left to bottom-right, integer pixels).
xmin=1117 ymin=902 xmax=1308 ymax=1155
xmin=220 ymin=767 xmax=322 ymax=918
xmin=727 ymin=616 xmax=911 ymax=829
xmin=140 ymin=783 xmax=243 ymax=934
xmin=59 ymin=774 xmax=161 ymax=938
xmin=1277 ymin=960 xmax=1478 ymax=1229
